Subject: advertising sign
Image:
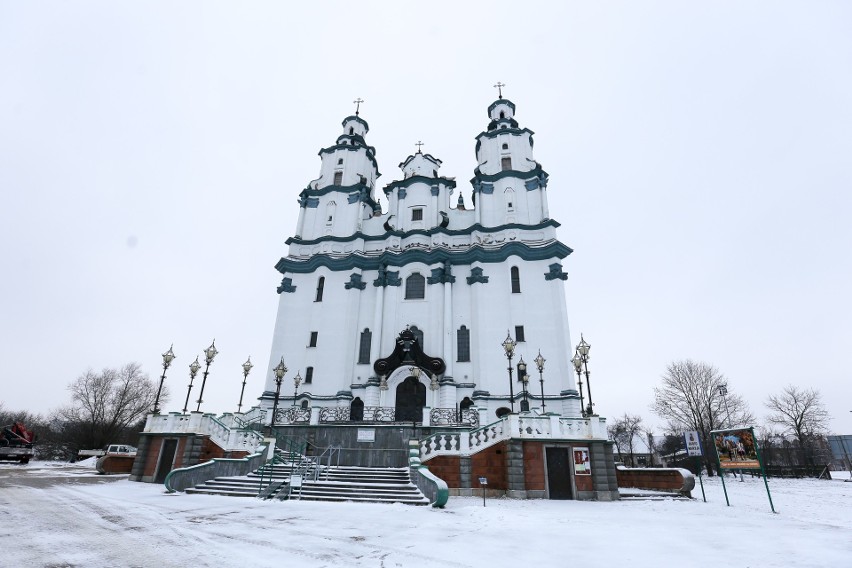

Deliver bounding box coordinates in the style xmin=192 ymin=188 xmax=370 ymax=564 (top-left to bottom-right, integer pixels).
xmin=684 ymin=431 xmax=703 ymax=457
xmin=573 ymin=447 xmax=591 ymax=475
xmin=711 ymin=427 xmax=761 ymax=470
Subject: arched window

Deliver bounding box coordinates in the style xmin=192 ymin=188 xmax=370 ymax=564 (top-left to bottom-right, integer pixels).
xmin=358 ymin=328 xmax=372 ymax=364
xmin=333 ymin=171 xmax=343 ymax=185
xmin=499 ymin=111 xmax=505 ymax=119
xmin=409 ymin=325 xmax=424 ymax=347
xmin=502 ymin=143 xmax=508 ymax=150
xmin=337 ymin=158 xmax=343 ymax=165
xmin=300 ymin=400 xmax=309 ymax=409
xmin=496 ymin=407 xmax=511 ymax=419
xmin=501 ymin=156 xmax=512 ymax=170
xmin=460 ymin=397 xmax=473 ymax=410
xmin=457 ymin=325 xmax=470 ymax=362
xmin=405 ymin=273 xmax=425 ymax=300
xmin=326 ymin=201 xmax=336 ymax=225
xmin=315 ymin=276 xmax=325 ymax=302
xmin=510 ymin=266 xmax=521 ymax=293
xmin=505 ymin=187 xmax=515 ymax=212
xmin=349 ymin=126 xmax=354 ymax=135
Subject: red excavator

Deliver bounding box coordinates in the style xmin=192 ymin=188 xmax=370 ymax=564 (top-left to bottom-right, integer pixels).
xmin=0 ymin=421 xmax=36 ymax=464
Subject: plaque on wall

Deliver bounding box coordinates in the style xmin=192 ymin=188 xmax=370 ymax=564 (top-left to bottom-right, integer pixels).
xmin=357 ymin=428 xmax=376 ymax=443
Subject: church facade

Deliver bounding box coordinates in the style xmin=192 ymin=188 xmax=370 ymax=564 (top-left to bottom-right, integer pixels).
xmin=261 ymin=97 xmax=584 ymax=424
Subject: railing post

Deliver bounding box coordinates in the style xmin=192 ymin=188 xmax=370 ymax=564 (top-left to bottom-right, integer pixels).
xmin=422 ymin=406 xmax=432 ymax=427
xmin=477 ymin=407 xmax=488 ymax=428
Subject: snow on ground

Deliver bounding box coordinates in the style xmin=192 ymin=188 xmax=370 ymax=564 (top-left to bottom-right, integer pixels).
xmin=0 ymin=463 xmax=850 ymax=568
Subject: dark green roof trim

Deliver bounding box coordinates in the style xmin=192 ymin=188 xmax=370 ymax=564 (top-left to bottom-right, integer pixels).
xmin=399 ymin=152 xmax=441 ymax=169
xmin=335 ymin=133 xmax=370 ymax=149
xmin=470 ymin=165 xmax=549 ymax=189
xmin=382 ymin=174 xmax=457 ymax=196
xmin=284 ymin=219 xmax=561 ymax=246
xmin=341 ymin=115 xmax=369 ymax=132
xmin=275 ymin=241 xmax=572 ymax=275
xmin=299 ymin=183 xmax=380 ymax=212
xmin=476 ymin=126 xmax=535 ymax=141
xmin=487 ymin=99 xmax=516 ymax=115
xmin=318 ymin=144 xmax=381 ymax=177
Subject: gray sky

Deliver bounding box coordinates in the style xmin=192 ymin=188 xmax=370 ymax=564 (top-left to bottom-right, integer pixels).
xmin=2 ymin=1 xmax=850 ymax=435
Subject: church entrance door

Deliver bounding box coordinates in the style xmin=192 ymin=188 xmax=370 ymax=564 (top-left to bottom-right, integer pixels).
xmin=545 ymin=447 xmax=573 ymax=499
xmin=395 ymin=376 xmax=426 ymax=423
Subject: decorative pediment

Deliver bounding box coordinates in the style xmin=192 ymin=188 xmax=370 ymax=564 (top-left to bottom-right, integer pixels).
xmin=345 ymin=273 xmax=367 ymax=290
xmin=373 ymin=328 xmax=446 ymax=378
xmin=277 ymin=277 xmax=297 ymax=294
xmin=544 ymin=263 xmax=568 ymax=281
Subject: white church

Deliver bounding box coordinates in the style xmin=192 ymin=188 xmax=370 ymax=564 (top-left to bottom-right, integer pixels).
xmin=135 ymin=94 xmax=619 ymax=500
xmin=262 ymin=96 xmax=585 ymax=425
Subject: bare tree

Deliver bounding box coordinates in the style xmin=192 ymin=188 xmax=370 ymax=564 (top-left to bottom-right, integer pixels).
xmin=59 ymin=363 xmax=163 ymax=451
xmin=765 ymin=385 xmax=829 ymax=452
xmin=650 ymin=359 xmax=754 ymax=475
xmin=608 ymin=413 xmax=644 ymax=466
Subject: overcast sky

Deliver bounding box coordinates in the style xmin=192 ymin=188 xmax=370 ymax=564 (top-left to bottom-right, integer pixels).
xmin=2 ymin=1 xmax=850 ymax=435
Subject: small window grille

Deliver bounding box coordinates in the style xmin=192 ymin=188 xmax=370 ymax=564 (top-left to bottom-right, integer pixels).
xmin=412 ymin=208 xmax=423 ymax=221
xmin=511 ymin=266 xmax=521 ymax=293
xmin=501 ymin=157 xmax=512 ymax=171
xmin=405 ymin=274 xmax=425 ymax=300
xmin=358 ymin=329 xmax=372 ymax=364
xmin=333 ymin=171 xmax=343 ymax=185
xmin=514 ymin=325 xmax=525 ymax=342
xmin=457 ymin=326 xmax=471 ymax=362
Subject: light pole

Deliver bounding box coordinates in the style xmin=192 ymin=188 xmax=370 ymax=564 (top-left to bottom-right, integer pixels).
xmin=154 ymin=344 xmax=175 ymax=414
xmin=534 ymin=350 xmax=546 ymax=414
xmin=571 ymin=352 xmax=585 ymax=417
xmin=576 ymin=335 xmax=594 ymax=416
xmin=237 ymin=356 xmax=253 ymax=413
xmin=518 ymin=356 xmax=529 ymax=412
xmin=195 ymin=340 xmax=219 ymax=412
xmin=270 ymin=357 xmax=287 ymax=427
xmin=184 ymin=357 xmax=200 ymax=413
xmin=718 ymin=384 xmax=732 ymax=427
xmin=292 ymin=371 xmax=302 ymax=406
xmin=502 ymin=332 xmax=517 ymax=413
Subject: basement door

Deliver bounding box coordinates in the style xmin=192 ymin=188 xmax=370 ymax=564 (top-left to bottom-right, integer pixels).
xmin=154 ymin=439 xmax=178 ymax=484
xmin=545 ymin=447 xmax=573 ymax=499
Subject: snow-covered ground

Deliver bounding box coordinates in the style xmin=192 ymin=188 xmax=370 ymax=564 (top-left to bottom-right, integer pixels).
xmin=1 ymin=462 xmax=849 ymax=568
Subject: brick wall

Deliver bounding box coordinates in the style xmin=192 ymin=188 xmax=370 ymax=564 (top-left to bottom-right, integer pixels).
xmin=470 ymin=441 xmax=508 ymax=490
xmin=522 ymin=442 xmax=545 ymax=491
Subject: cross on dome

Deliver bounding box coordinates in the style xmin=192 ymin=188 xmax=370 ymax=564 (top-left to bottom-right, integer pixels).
xmin=353 ymin=97 xmax=364 ymax=116
xmin=493 ymin=81 xmax=506 ymax=99
xmin=415 ymin=141 xmax=424 ymax=154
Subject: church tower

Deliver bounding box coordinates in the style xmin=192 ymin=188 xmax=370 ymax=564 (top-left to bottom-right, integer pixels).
xmin=263 ymin=97 xmax=582 ymax=423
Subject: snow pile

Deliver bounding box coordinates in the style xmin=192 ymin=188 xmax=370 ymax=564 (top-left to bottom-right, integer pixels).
xmin=0 ymin=468 xmax=849 ymax=567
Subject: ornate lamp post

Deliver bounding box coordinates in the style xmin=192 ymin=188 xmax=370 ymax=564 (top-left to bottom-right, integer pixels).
xmin=575 ymin=335 xmax=593 ymax=416
xmin=195 ymin=340 xmax=219 ymax=412
xmin=270 ymin=357 xmax=287 ymax=427
xmin=518 ymin=356 xmax=529 ymax=412
xmin=502 ymin=332 xmax=517 ymax=413
xmin=571 ymin=352 xmax=585 ymax=417
xmin=184 ymin=357 xmax=200 ymax=413
xmin=154 ymin=344 xmax=175 ymax=414
xmin=534 ymin=350 xmax=546 ymax=413
xmin=237 ymin=356 xmax=253 ymax=413
xmin=292 ymin=371 xmax=302 ymax=406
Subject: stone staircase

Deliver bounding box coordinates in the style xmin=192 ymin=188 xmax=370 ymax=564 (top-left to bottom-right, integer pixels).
xmin=185 ymin=458 xmax=429 ymax=505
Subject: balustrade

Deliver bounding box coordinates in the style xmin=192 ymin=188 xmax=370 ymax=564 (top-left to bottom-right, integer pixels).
xmin=318 ymin=407 xmax=351 ymax=423
xmin=429 ymin=408 xmax=480 ymax=427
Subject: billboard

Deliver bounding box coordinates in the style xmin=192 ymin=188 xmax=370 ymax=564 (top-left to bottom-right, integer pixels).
xmin=711 ymin=427 xmax=761 ymax=470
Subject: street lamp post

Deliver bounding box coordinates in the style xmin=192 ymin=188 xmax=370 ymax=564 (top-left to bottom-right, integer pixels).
xmin=184 ymin=357 xmax=201 ymax=413
xmin=237 ymin=357 xmax=253 ymax=413
xmin=571 ymin=352 xmax=585 ymax=417
xmin=534 ymin=350 xmax=546 ymax=414
xmin=719 ymin=384 xmax=732 ymax=427
xmin=195 ymin=341 xmax=219 ymax=412
xmin=154 ymin=344 xmax=175 ymax=414
xmin=292 ymin=371 xmax=302 ymax=406
xmin=502 ymin=332 xmax=517 ymax=413
xmin=518 ymin=356 xmax=529 ymax=412
xmin=576 ymin=335 xmax=594 ymax=416
xmin=270 ymin=358 xmax=287 ymax=427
